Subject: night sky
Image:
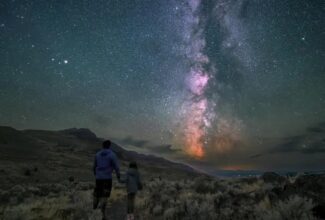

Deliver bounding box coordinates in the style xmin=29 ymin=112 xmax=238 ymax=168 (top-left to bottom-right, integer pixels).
xmin=1 ymin=0 xmax=324 ymax=171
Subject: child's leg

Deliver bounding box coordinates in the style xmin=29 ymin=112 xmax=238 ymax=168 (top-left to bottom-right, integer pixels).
xmin=127 ymin=193 xmax=136 ymax=214
xmin=127 ymin=193 xmax=135 ymax=220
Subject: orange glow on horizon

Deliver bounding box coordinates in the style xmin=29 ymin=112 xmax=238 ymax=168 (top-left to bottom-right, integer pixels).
xmin=221 ymin=164 xmax=253 ymax=171
xmin=187 ymin=143 xmax=204 ymax=158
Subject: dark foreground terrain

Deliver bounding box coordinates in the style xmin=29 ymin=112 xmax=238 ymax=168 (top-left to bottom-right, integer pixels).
xmin=0 ymin=126 xmax=324 ymax=220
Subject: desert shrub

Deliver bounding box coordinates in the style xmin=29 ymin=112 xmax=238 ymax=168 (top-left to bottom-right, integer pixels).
xmin=0 ymin=190 xmax=10 ymax=204
xmin=261 ymin=172 xmax=287 ymax=184
xmin=75 ymin=181 xmax=93 ymax=191
xmin=153 ymin=204 xmax=163 ymax=216
xmin=193 ymin=176 xmax=215 ymax=194
xmin=26 ymin=186 xmax=41 ymax=196
xmin=238 ymin=179 xmax=265 ymax=194
xmin=163 ymin=207 xmax=176 ymax=220
xmin=256 ymin=195 xmax=315 ymax=220
xmin=9 ymin=184 xmax=28 ymax=203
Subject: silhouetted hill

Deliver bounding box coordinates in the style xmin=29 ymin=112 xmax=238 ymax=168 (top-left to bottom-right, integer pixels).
xmin=0 ymin=126 xmax=197 ymax=189
xmin=60 ymin=128 xmax=98 ymax=140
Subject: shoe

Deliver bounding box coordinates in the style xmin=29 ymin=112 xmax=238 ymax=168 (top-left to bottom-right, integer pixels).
xmin=126 ymin=214 xmax=132 ymax=220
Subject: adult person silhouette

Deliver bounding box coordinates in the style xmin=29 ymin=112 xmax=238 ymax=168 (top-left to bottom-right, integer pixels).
xmin=93 ymin=140 xmax=120 ymax=220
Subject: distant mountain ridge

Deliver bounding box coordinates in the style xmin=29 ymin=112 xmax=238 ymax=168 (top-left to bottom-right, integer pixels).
xmin=60 ymin=128 xmax=98 ymax=140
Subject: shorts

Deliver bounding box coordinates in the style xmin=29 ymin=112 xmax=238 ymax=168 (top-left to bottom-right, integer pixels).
xmin=95 ymin=179 xmax=112 ymax=198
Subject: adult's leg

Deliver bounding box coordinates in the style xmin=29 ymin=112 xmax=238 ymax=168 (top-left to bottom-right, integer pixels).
xmin=100 ymin=197 xmax=108 ymax=220
xmin=93 ymin=179 xmax=102 ymax=209
xmin=93 ymin=190 xmax=99 ymax=209
xmin=101 ymin=179 xmax=112 ymax=220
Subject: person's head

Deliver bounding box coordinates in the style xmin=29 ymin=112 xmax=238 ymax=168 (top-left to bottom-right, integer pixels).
xmin=102 ymin=140 xmax=111 ymax=149
xmin=129 ymin=161 xmax=137 ymax=169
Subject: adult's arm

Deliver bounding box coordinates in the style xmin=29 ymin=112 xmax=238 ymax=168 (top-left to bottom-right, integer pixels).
xmin=119 ymin=173 xmax=127 ymax=183
xmin=93 ymin=156 xmax=97 ymax=176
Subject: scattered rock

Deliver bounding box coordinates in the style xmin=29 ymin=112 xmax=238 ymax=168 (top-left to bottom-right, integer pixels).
xmin=68 ymin=176 xmax=74 ymax=182
xmin=24 ymin=169 xmax=32 ymax=176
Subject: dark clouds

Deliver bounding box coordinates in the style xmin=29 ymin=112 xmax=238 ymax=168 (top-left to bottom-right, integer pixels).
xmin=116 ymin=136 xmax=179 ymax=155
xmin=249 ymin=154 xmax=262 ymax=159
xmin=271 ymin=122 xmax=325 ymax=154
xmin=149 ymin=144 xmax=181 ymax=154
xmin=116 ymin=136 xmax=149 ymax=148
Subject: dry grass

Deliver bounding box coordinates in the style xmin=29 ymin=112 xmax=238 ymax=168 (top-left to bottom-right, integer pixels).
xmin=0 ymin=175 xmax=320 ymax=220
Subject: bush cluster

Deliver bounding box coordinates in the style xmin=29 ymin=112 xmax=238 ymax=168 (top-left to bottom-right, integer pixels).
xmin=134 ymin=176 xmax=316 ymax=220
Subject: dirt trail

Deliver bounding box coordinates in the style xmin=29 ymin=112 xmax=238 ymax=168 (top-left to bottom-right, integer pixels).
xmin=107 ymin=200 xmax=127 ymax=220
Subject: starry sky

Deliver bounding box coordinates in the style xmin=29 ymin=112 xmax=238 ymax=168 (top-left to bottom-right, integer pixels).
xmin=1 ymin=0 xmax=324 ymax=171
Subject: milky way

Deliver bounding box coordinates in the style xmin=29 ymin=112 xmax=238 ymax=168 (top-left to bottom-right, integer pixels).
xmin=0 ymin=0 xmax=324 ymax=170
xmin=176 ymin=0 xmax=213 ymax=157
xmin=176 ymin=0 xmax=245 ymax=158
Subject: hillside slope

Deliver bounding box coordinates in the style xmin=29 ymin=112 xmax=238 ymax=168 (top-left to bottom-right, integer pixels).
xmin=0 ymin=126 xmax=197 ymax=189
